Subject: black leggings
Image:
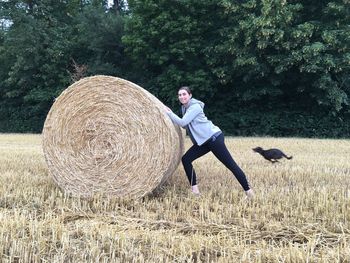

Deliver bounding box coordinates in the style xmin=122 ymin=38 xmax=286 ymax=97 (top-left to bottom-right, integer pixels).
xmin=181 ymin=133 xmax=250 ymax=191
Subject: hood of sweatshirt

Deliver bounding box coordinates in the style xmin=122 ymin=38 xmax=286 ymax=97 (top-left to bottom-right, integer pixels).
xmin=184 ymin=98 xmax=204 ymax=109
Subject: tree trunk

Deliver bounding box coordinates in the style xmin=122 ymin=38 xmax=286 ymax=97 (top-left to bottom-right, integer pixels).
xmin=113 ymin=0 xmax=120 ymax=15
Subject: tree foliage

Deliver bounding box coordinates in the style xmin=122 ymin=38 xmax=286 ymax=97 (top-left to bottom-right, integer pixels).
xmin=0 ymin=0 xmax=349 ymax=136
xmin=124 ymin=0 xmax=350 ymax=137
xmin=0 ymin=0 xmax=128 ymax=132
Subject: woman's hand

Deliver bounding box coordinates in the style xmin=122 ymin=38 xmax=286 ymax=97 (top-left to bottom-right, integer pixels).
xmin=164 ymin=106 xmax=172 ymax=113
xmin=159 ymin=100 xmax=172 ymax=113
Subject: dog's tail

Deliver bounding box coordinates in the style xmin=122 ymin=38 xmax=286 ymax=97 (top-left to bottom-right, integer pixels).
xmin=282 ymin=152 xmax=293 ymax=160
xmin=285 ymin=155 xmax=293 ymax=160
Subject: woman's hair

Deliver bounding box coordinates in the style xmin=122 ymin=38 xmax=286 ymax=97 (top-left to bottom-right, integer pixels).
xmin=178 ymin=86 xmax=192 ymax=95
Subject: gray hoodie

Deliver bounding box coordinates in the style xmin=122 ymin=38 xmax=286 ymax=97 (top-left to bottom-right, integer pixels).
xmin=167 ymin=98 xmax=221 ymax=146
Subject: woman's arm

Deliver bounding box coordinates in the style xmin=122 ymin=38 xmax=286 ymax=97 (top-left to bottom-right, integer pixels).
xmin=166 ymin=104 xmax=201 ymax=127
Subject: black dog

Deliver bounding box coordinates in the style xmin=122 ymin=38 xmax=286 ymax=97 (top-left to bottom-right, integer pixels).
xmin=253 ymin=147 xmax=293 ymax=163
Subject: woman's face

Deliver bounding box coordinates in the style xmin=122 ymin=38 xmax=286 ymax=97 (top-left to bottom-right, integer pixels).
xmin=178 ymin=89 xmax=192 ymax=105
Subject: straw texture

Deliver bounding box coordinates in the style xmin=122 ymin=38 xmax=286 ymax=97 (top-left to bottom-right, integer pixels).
xmin=42 ymin=75 xmax=184 ymax=198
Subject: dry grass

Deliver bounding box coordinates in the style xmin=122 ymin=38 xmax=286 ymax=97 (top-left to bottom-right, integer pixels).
xmin=0 ymin=134 xmax=349 ymax=262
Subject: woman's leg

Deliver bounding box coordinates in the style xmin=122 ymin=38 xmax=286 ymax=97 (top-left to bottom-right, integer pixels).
xmin=182 ymin=144 xmax=210 ymax=186
xmin=208 ymin=134 xmax=250 ymax=191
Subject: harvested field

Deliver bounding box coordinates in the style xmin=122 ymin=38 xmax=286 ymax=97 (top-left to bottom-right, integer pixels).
xmin=0 ymin=134 xmax=349 ymax=262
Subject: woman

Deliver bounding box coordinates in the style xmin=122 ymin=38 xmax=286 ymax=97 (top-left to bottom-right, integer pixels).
xmin=165 ymin=86 xmax=254 ymax=199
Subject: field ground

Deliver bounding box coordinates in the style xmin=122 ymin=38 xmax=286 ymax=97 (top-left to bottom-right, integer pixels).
xmin=0 ymin=134 xmax=349 ymax=262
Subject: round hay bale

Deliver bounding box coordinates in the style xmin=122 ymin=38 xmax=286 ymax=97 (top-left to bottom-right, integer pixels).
xmin=42 ymin=75 xmax=184 ymax=198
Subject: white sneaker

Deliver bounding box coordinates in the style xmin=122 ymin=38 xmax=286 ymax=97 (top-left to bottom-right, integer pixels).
xmin=191 ymin=185 xmax=200 ymax=195
xmin=245 ymin=189 xmax=254 ymax=200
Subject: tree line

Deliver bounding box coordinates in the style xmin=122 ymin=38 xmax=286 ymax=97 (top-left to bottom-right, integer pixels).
xmin=0 ymin=0 xmax=349 ymax=137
